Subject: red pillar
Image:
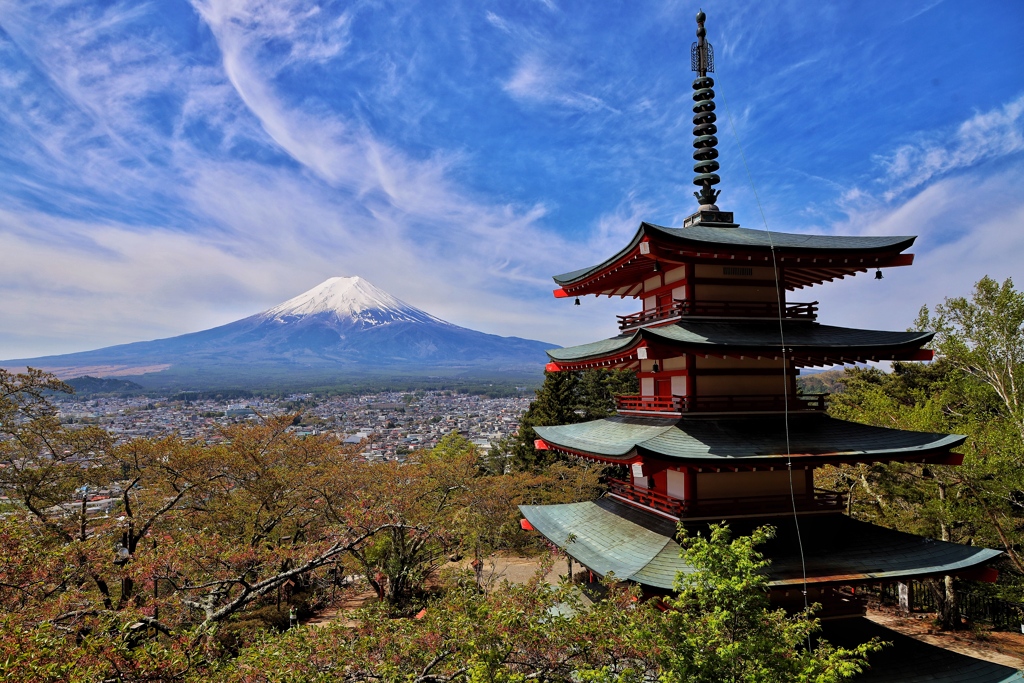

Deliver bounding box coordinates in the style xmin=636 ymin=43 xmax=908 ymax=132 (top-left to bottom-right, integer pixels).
xmin=684 ymin=467 xmax=697 ymax=502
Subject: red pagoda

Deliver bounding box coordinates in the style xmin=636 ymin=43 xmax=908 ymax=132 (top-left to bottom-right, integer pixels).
xmin=519 ymin=11 xmax=1002 ymax=632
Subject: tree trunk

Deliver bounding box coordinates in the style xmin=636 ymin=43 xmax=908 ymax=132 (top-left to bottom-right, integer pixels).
xmin=933 ymin=483 xmax=962 ymax=630
xmin=927 ymin=577 xmax=962 ymax=630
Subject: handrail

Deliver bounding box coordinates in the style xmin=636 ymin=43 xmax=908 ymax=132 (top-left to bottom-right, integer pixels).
xmin=606 ymin=479 xmax=845 ymax=518
xmin=689 ymin=489 xmax=844 ymax=516
xmin=614 ymin=395 xmax=684 ymax=414
xmin=681 ymin=393 xmax=828 ymax=413
xmin=606 ymin=479 xmax=686 ymax=516
xmin=615 ymin=393 xmax=828 ymax=415
xmin=617 ymin=299 xmax=818 ymax=330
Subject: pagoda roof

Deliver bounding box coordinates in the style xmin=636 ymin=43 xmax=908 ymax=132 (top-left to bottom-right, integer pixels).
xmin=546 ymin=320 xmax=932 ymax=368
xmin=533 ymin=413 xmax=965 ymax=465
xmin=519 ymin=498 xmax=1000 ymax=590
xmin=554 ymin=223 xmax=916 ymax=295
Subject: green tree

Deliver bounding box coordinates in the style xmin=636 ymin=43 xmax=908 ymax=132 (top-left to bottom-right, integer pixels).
xmin=924 ymin=276 xmax=1024 ymax=439
xmin=493 ymin=369 xmax=637 ymax=472
xmin=331 ymin=432 xmax=481 ymax=610
xmin=820 ymin=277 xmax=1024 ymax=627
xmin=822 ymin=360 xmax=1021 ymax=627
xmin=656 ymin=524 xmax=880 ymax=682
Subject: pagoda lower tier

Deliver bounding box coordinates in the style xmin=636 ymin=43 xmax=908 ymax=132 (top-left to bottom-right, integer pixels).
xmin=520 ymin=498 xmax=1000 ymax=592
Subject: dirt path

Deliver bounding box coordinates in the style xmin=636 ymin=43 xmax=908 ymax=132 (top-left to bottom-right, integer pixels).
xmin=304 ymin=589 xmax=377 ymax=628
xmin=464 ymin=553 xmax=562 ymax=587
xmin=302 ymin=554 xmax=559 ymax=628
xmin=866 ymin=609 xmax=1024 ymax=669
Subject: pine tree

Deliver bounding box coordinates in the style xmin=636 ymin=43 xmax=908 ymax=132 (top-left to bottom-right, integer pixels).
xmin=491 ymin=369 xmax=637 ymax=472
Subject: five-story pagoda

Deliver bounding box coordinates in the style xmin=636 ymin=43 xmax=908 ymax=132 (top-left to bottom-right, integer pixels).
xmin=520 ymin=11 xmax=999 ymax=619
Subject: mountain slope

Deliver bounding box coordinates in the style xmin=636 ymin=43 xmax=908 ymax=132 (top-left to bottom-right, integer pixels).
xmin=3 ymin=277 xmax=556 ymax=387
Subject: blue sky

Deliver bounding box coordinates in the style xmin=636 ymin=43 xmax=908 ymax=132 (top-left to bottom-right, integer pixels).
xmin=1 ymin=0 xmax=1022 ymax=358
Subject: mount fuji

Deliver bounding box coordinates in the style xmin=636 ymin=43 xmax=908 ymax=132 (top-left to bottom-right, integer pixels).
xmin=2 ymin=277 xmax=556 ymax=390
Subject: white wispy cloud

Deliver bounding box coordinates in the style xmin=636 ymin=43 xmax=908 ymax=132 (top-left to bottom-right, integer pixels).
xmin=877 ymin=94 xmax=1024 ymax=200
xmin=815 ymin=166 xmax=1024 ymax=333
xmin=502 ymin=52 xmax=615 ymax=113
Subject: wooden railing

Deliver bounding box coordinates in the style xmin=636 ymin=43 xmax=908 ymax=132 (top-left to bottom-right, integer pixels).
xmin=681 ymin=393 xmax=828 ymax=413
xmin=606 ymin=478 xmax=845 ymax=519
xmin=617 ymin=300 xmax=818 ymax=330
xmin=616 ymin=301 xmax=686 ymax=330
xmin=606 ymin=479 xmax=686 ymax=516
xmin=615 ymin=393 xmax=828 ymax=415
xmin=687 ymin=489 xmax=846 ymax=518
xmin=614 ymin=395 xmax=685 ymax=415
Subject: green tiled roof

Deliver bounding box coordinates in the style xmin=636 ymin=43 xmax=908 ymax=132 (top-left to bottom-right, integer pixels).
xmin=553 ymin=222 xmax=916 ymax=285
xmin=547 ymin=334 xmax=637 ymax=362
xmin=534 ymin=413 xmax=965 ymax=463
xmin=546 ymin=320 xmax=933 ymax=362
xmin=519 ymin=498 xmax=1001 ymax=590
xmin=535 ymin=416 xmax=677 ymax=457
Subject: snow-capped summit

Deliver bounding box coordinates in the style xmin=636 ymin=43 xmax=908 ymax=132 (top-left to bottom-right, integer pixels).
xmin=260 ymin=276 xmax=447 ymax=328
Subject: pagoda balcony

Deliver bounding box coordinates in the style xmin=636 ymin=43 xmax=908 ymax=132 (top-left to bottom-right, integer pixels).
xmin=614 ymin=394 xmax=686 ymax=416
xmin=617 ymin=299 xmax=818 ymax=331
xmin=615 ymin=393 xmax=828 ymax=416
xmin=606 ymin=478 xmax=846 ymax=519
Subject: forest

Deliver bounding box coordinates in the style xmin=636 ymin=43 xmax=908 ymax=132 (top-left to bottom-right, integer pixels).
xmin=0 ymin=276 xmax=1021 ymax=682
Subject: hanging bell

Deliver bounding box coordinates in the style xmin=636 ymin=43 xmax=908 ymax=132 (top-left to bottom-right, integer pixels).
xmin=874 ymin=269 xmax=883 ymax=280
xmin=574 ymin=297 xmax=581 ymax=306
xmin=653 ymin=261 xmax=661 ymax=272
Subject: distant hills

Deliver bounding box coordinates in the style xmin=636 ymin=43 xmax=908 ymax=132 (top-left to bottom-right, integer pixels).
xmin=3 ymin=277 xmax=555 ymax=392
xmin=63 ymin=376 xmax=144 ymax=395
xmin=796 ymin=368 xmax=848 ymax=395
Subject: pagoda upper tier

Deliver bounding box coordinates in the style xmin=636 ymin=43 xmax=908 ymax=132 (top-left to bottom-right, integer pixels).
xmin=546 ymin=320 xmax=933 ymax=371
xmin=553 ymin=222 xmax=915 ymax=298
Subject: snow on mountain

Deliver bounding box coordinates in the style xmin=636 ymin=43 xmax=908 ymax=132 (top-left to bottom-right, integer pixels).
xmin=259 ymin=276 xmax=449 ymax=327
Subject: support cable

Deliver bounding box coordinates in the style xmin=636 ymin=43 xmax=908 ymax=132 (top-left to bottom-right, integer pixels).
xmin=716 ymin=76 xmax=811 ymax=619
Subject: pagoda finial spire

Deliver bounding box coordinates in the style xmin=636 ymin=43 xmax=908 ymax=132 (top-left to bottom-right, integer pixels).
xmin=691 ymin=9 xmax=721 ymax=211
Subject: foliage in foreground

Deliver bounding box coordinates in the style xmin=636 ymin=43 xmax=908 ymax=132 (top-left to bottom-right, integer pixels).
xmin=211 ymin=524 xmax=879 ymax=683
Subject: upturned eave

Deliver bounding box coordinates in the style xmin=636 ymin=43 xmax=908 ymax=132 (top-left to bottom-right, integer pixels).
xmin=533 ymin=413 xmax=967 ymax=467
xmin=545 ymin=321 xmax=934 ymax=369
xmin=553 ymin=222 xmax=917 ymax=297
xmin=519 ymin=498 xmax=1000 ymax=591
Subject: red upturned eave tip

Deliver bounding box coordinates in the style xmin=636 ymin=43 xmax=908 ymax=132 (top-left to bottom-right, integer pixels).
xmin=971 ymin=567 xmax=1000 ymax=583
xmin=520 ymin=518 xmax=535 ymax=531
xmin=553 ymin=288 xmax=570 ymax=298
xmin=534 ymin=439 xmax=550 ymax=450
xmin=545 ymin=362 xmax=561 ymax=372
